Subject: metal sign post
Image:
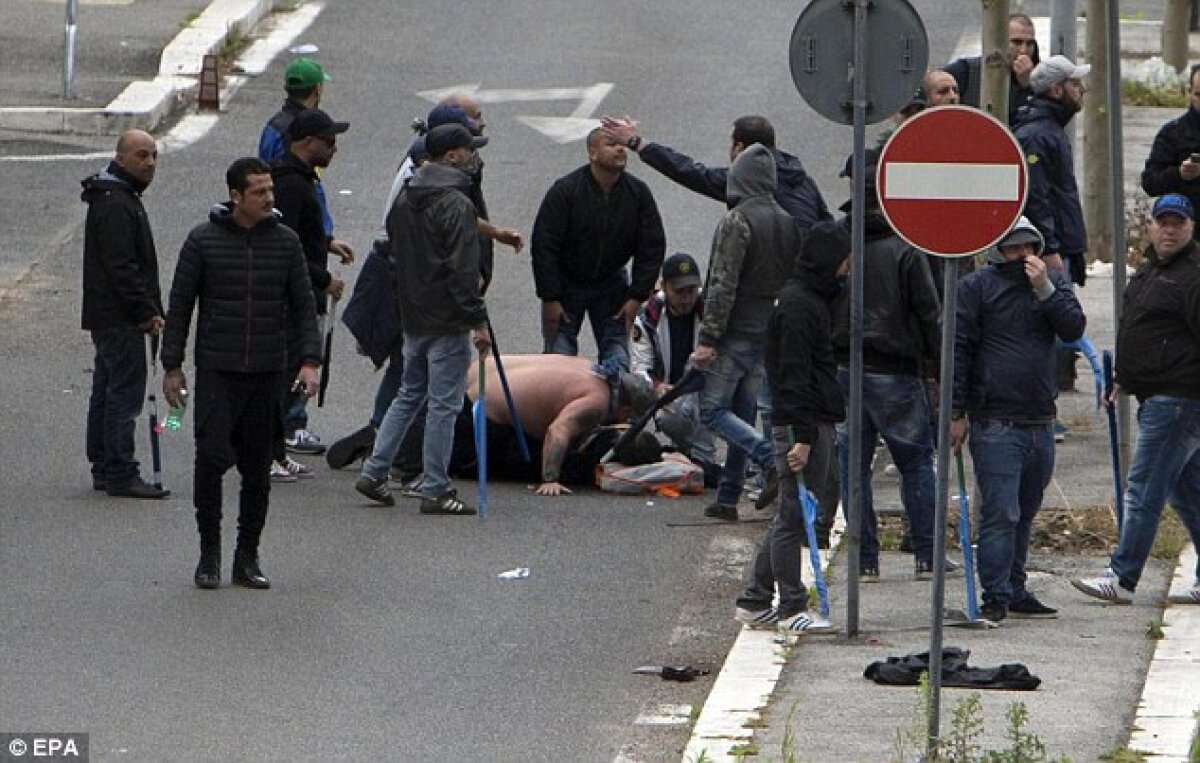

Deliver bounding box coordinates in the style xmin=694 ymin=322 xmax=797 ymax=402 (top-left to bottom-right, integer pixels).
xmin=789 ymin=0 xmax=927 ymax=639
xmin=878 ymin=105 xmax=1029 ymax=751
xmin=63 ymin=0 xmax=79 ymax=99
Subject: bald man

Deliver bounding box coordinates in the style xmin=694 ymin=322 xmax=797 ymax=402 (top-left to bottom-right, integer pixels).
xmin=923 ymin=69 xmax=961 ymax=107
xmin=81 ymin=129 xmax=168 ymax=499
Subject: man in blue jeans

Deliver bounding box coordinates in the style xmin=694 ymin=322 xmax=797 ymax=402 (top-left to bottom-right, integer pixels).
xmin=950 ymin=217 xmax=1085 ymax=623
xmin=80 ymin=130 xmax=169 ymax=499
xmin=691 ymin=144 xmax=797 ymax=520
xmin=354 ymin=124 xmax=491 ymax=515
xmin=1074 ymin=194 xmax=1200 ymax=606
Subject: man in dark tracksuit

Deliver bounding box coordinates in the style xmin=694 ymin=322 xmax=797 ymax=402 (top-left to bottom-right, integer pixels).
xmin=1141 ymin=64 xmax=1200 ymax=241
xmin=269 ymin=108 xmax=349 ymax=467
xmin=162 ymin=157 xmax=321 ymax=591
xmin=80 ymin=129 xmax=168 ymax=499
xmin=532 ymin=128 xmax=665 ymax=374
xmin=944 ymin=13 xmax=1039 ymax=124
xmin=950 ymin=217 xmax=1085 ymax=623
xmin=734 ymin=231 xmax=845 ymax=633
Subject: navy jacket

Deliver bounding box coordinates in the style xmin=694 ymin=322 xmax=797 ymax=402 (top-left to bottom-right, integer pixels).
xmin=639 ymin=142 xmax=832 ymax=229
xmin=953 ymin=261 xmax=1086 ymax=421
xmin=1013 ymin=97 xmax=1088 ymax=282
xmin=271 ymin=152 xmax=331 ymax=312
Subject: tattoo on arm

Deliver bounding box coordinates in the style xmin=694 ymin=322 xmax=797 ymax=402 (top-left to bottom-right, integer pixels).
xmin=542 ymin=439 xmax=566 ymax=483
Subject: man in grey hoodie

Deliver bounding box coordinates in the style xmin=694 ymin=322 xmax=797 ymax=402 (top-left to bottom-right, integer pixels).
xmin=354 ymin=124 xmax=492 ymax=515
xmin=690 ymin=144 xmax=800 ymax=521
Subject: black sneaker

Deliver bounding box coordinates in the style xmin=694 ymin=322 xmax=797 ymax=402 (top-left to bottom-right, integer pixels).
xmin=1008 ymin=594 xmax=1058 ymax=619
xmin=915 ymin=558 xmax=965 ymax=580
xmin=106 ymin=477 xmax=170 ymax=500
xmin=704 ymin=502 xmax=738 ymax=522
xmin=980 ymin=602 xmax=1007 ymax=624
xmin=861 ymin=566 xmax=880 ymax=583
xmin=355 ymin=474 xmax=394 ymax=506
xmin=754 ymin=468 xmax=780 ymax=510
xmin=420 ymin=490 xmax=476 ymax=516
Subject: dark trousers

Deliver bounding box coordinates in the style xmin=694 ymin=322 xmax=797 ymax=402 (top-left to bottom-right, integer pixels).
xmin=193 ymin=369 xmax=279 ymax=552
xmin=86 ymin=327 xmax=146 ymax=486
xmin=543 ymin=271 xmax=631 ymax=373
xmin=272 ymin=363 xmax=303 ymax=462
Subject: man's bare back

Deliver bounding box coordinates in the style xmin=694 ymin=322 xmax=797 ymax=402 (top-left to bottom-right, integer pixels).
xmin=465 ymin=354 xmax=612 ymax=495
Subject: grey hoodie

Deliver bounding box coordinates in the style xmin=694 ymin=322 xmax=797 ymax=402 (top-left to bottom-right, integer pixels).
xmin=699 ymin=144 xmax=802 ymax=346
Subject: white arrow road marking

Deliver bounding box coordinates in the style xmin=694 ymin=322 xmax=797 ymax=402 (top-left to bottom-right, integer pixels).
xmin=884 ymin=162 xmax=1021 ymax=201
xmin=416 ymin=83 xmax=614 ymax=144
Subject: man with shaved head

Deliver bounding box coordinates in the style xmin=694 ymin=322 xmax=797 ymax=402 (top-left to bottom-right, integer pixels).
xmin=532 ymin=128 xmax=665 ymax=374
xmin=80 ymin=129 xmax=168 ymax=499
xmin=923 ymin=69 xmax=961 ymax=107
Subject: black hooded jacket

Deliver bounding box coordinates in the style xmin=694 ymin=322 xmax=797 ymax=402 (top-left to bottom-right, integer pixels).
xmin=161 ymin=204 xmax=320 ymax=373
xmin=271 ymin=152 xmax=332 ymax=313
xmin=830 ymin=212 xmax=941 ymax=374
xmin=386 ymin=162 xmax=487 ymax=335
xmin=1141 ymin=107 xmax=1200 ymax=240
xmin=80 ymin=162 xmax=164 ymax=331
xmin=765 ymin=220 xmax=847 ymax=443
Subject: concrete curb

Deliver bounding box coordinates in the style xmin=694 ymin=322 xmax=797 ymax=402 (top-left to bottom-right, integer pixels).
xmin=0 ymin=0 xmax=274 ymax=135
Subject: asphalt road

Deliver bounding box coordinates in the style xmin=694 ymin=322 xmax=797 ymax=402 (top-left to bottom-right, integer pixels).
xmin=0 ymin=1 xmax=982 ymax=760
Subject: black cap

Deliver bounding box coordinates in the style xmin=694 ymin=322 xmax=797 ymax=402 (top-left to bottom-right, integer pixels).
xmin=661 ymin=252 xmax=702 ymax=287
xmin=287 ymin=108 xmax=349 ymax=140
xmin=425 ymin=124 xmax=487 ymax=158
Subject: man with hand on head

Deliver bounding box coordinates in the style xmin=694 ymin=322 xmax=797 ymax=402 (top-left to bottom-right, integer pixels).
xmin=161 ymin=157 xmax=321 ymax=591
xmin=80 ymin=129 xmax=168 ymax=499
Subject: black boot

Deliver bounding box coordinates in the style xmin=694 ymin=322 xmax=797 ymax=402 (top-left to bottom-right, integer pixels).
xmin=231 ymin=549 xmax=270 ymax=589
xmin=194 ymin=545 xmax=221 ymax=590
xmin=325 ymin=425 xmax=376 ymax=470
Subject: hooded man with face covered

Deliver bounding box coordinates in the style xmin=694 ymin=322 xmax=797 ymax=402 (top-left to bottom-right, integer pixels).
xmin=949 ymin=217 xmax=1086 ymax=623
xmin=733 ymin=225 xmax=846 ymax=633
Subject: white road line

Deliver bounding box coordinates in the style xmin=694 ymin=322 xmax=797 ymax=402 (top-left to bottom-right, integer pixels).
xmin=885 ymin=162 xmax=1021 ymax=201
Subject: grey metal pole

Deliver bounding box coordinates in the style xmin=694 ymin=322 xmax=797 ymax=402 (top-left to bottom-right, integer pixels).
xmin=926 ymin=260 xmax=958 ymax=756
xmin=845 ymin=0 xmax=869 ymax=640
xmin=1050 ymin=0 xmax=1078 ymax=150
xmin=1106 ymin=1 xmax=1130 ymax=461
xmin=63 ymin=0 xmax=79 ymax=99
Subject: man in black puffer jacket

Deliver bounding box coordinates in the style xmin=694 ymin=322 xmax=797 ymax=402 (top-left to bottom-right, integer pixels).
xmin=81 ymin=129 xmax=168 ymax=499
xmin=162 ymin=157 xmax=321 ymax=592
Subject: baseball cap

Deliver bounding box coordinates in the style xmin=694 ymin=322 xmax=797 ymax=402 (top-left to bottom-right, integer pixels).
xmin=427 ymin=104 xmax=485 ymax=137
xmin=287 ymin=108 xmax=349 ymax=140
xmin=1029 ymin=55 xmax=1091 ymax=94
xmin=285 ymin=58 xmax=331 ymax=89
xmin=661 ymin=252 xmax=702 ymax=288
xmin=425 ymin=123 xmax=487 ymax=158
xmin=1152 ymin=193 xmax=1195 ymax=221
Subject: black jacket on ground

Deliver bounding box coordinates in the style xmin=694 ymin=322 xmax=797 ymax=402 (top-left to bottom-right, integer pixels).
xmin=639 ymin=142 xmax=832 ymax=229
xmin=830 ymin=212 xmax=940 ymax=375
xmin=531 ymin=165 xmax=665 ymax=303
xmin=161 ymin=204 xmax=320 ymax=373
xmin=80 ymin=162 xmax=164 ymax=330
xmin=953 ymin=261 xmax=1086 ymax=422
xmin=386 ymin=162 xmax=487 ymax=335
xmin=1141 ymin=107 xmax=1200 ymax=241
xmin=1116 ymin=241 xmax=1200 ymax=401
xmin=271 ymin=152 xmax=331 ymax=312
xmin=766 ymin=221 xmax=846 ymax=444
xmin=1013 ymin=97 xmax=1088 ymax=282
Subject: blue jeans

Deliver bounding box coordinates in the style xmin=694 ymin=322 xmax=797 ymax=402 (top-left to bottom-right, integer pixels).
xmin=86 ymin=327 xmax=146 ymax=485
xmin=363 ymin=332 xmax=472 ymax=498
xmin=969 ymin=420 xmax=1055 ymax=607
xmin=700 ymin=336 xmax=772 ymax=506
xmin=1110 ymin=396 xmax=1200 ymax=590
xmin=369 ymin=346 xmax=406 ymax=430
xmin=543 ymin=271 xmax=630 ymax=373
xmin=836 ymin=369 xmax=935 ymax=568
xmin=738 ymin=424 xmax=835 ymax=617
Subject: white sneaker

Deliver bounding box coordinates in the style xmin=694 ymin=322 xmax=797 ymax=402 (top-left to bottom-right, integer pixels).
xmin=397 ymin=475 xmax=425 ymax=498
xmin=1168 ymin=579 xmax=1200 ymax=605
xmin=1071 ymin=568 xmax=1134 ymax=604
xmin=285 ymin=428 xmax=326 ymax=455
xmin=270 ymin=461 xmax=297 ymax=483
xmin=278 ymin=456 xmax=314 ymax=479
xmin=884 ymin=463 xmax=899 ymax=477
xmin=778 ymin=611 xmax=836 ymax=634
xmin=734 ymin=606 xmax=779 ymax=628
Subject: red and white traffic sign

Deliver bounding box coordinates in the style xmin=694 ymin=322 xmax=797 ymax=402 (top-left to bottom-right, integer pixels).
xmin=878 ymin=105 xmax=1028 ymax=257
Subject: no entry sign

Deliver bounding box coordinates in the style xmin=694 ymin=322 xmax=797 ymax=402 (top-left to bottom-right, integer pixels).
xmin=878 ymin=105 xmax=1028 ymax=257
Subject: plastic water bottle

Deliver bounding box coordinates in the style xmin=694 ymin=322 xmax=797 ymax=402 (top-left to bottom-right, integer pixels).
xmin=164 ymin=390 xmax=188 ymax=431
